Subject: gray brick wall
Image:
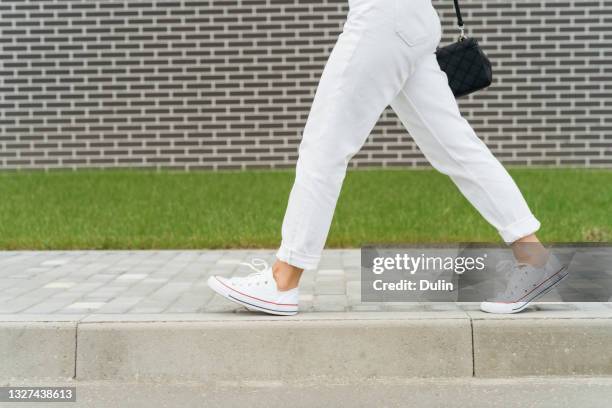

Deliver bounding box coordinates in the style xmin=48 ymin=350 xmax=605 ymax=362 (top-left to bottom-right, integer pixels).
xmin=0 ymin=0 xmax=610 ymax=171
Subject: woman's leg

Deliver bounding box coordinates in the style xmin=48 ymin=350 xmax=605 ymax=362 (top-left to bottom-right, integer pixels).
xmin=389 ymin=53 xmax=542 ymax=246
xmin=209 ymin=1 xmax=443 ymax=314
xmin=275 ymin=0 xmax=441 ymax=281
xmin=389 ymin=54 xmax=564 ymax=314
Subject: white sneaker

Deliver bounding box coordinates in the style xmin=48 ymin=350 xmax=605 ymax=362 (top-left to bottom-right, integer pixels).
xmin=480 ymin=254 xmax=569 ymax=314
xmin=207 ymin=258 xmax=299 ymax=316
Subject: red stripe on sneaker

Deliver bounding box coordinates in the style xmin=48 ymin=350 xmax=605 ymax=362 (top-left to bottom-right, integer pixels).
xmin=498 ymin=265 xmax=568 ymax=304
xmin=229 ymin=295 xmax=295 ymax=315
xmin=215 ymin=277 xmax=298 ymax=307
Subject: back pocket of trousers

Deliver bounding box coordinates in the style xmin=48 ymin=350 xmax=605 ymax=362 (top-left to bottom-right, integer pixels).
xmin=394 ymin=0 xmax=439 ymax=46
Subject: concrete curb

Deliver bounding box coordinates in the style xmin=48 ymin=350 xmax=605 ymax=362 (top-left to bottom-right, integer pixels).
xmin=0 ymin=322 xmax=76 ymax=380
xmin=76 ymin=319 xmax=472 ymax=381
xmin=1 ymin=312 xmax=611 ymax=381
xmin=473 ymin=319 xmax=612 ymax=376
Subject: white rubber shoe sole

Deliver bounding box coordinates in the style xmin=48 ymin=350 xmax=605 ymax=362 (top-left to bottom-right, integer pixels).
xmin=480 ymin=264 xmax=570 ymax=314
xmin=207 ymin=276 xmax=298 ymax=316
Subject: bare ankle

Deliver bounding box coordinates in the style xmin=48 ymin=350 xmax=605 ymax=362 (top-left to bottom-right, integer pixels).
xmin=272 ymin=260 xmax=303 ymax=291
xmin=512 ymin=234 xmax=549 ymax=267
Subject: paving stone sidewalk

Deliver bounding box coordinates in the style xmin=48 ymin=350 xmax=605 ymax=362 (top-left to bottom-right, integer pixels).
xmin=0 ymin=250 xmax=357 ymax=315
xmin=1 ymin=250 xmax=610 ymax=316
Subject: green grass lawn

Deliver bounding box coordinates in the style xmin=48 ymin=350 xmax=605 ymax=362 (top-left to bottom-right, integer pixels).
xmin=0 ymin=168 xmax=610 ymax=249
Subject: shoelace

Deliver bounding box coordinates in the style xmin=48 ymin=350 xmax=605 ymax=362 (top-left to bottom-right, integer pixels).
xmin=234 ymin=258 xmax=270 ymax=285
xmin=239 ymin=257 xmax=268 ymax=274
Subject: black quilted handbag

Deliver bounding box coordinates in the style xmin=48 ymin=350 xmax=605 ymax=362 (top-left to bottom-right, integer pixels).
xmin=435 ymin=0 xmax=493 ymax=98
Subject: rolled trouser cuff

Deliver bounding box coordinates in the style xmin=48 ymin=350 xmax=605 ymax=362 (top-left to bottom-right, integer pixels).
xmin=498 ymin=215 xmax=541 ymax=243
xmin=276 ymin=245 xmax=320 ymax=270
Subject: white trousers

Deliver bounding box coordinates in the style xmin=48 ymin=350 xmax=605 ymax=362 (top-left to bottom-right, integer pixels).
xmin=276 ymin=0 xmax=540 ymax=270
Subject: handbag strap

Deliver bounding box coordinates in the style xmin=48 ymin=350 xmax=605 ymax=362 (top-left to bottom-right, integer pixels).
xmin=452 ymin=0 xmax=464 ymax=28
xmin=452 ymin=0 xmax=467 ymax=39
